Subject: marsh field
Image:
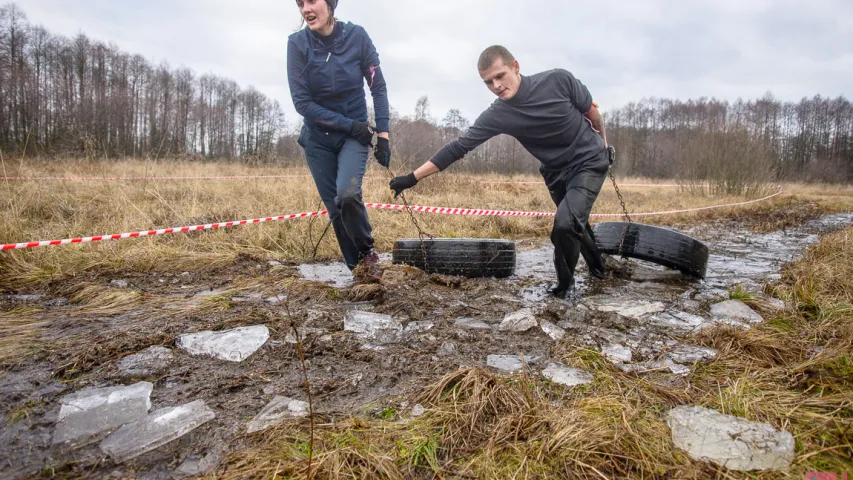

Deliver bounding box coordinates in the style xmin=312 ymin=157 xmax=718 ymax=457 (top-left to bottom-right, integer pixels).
xmin=1 ymin=159 xmax=852 ymax=479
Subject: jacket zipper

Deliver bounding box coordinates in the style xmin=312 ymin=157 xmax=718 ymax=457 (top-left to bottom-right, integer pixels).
xmin=329 ymin=51 xmax=335 ymax=93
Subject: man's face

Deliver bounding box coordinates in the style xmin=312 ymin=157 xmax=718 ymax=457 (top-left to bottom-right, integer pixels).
xmin=479 ymin=58 xmax=521 ymax=100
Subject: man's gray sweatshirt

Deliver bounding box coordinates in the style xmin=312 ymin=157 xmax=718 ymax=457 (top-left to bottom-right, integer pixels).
xmin=429 ymin=69 xmax=605 ymax=173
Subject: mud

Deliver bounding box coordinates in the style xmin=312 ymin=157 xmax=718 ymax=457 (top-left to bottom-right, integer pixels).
xmin=0 ymin=211 xmax=850 ymax=479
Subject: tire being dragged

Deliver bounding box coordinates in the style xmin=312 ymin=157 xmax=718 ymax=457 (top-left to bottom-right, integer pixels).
xmin=592 ymin=222 xmax=709 ymax=278
xmin=392 ymin=238 xmax=516 ymax=278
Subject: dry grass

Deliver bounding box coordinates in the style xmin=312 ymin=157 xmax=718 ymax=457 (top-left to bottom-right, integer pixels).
xmin=218 ymin=226 xmax=853 ymax=479
xmin=0 ymin=307 xmax=48 ymax=362
xmin=2 ymin=159 xmax=852 ymax=291
xmin=3 ymin=160 xmax=852 ymax=477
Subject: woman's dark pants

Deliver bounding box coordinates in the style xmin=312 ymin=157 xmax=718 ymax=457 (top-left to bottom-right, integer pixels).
xmin=303 ymin=133 xmax=375 ymax=271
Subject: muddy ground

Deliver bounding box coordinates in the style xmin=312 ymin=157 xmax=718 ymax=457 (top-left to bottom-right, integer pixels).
xmin=1 ymin=210 xmax=851 ymax=479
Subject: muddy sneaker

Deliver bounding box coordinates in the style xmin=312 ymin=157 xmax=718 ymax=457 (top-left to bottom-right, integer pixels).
xmin=353 ymin=251 xmax=383 ymax=284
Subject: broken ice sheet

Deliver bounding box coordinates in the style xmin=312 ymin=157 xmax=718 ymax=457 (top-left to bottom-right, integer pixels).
xmin=100 ymin=400 xmax=215 ymax=463
xmin=344 ymin=311 xmax=403 ymax=344
xmin=541 ymin=363 xmax=593 ymax=386
xmin=53 ymin=382 xmax=152 ymax=448
xmin=246 ymin=397 xmax=309 ymax=434
xmin=667 ymin=405 xmax=795 ymax=471
xmin=177 ymin=325 xmax=269 ymax=362
xmin=498 ymin=309 xmax=537 ymax=332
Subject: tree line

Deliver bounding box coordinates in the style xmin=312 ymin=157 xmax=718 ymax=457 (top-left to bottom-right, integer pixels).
xmin=0 ymin=3 xmax=286 ymax=161
xmin=2 ymin=2 xmax=851 ymax=186
xmin=376 ymin=93 xmax=853 ymax=189
xmin=606 ymin=95 xmax=853 ymax=185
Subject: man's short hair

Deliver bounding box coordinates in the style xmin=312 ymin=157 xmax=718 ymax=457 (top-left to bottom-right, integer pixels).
xmin=478 ymin=45 xmax=515 ymax=71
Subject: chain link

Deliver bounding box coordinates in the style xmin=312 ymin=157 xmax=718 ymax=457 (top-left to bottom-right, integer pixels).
xmin=380 ymin=150 xmax=435 ymax=274
xmin=606 ymin=147 xmax=632 ymax=260
xmin=398 ymin=190 xmax=434 ymax=273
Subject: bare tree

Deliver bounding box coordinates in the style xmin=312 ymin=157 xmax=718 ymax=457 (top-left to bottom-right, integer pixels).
xmin=0 ymin=0 xmax=850 ymax=180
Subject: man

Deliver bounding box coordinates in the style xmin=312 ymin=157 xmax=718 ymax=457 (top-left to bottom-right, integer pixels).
xmin=389 ymin=45 xmax=613 ymax=298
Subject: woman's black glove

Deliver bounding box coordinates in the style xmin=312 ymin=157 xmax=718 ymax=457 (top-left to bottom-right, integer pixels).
xmin=374 ymin=137 xmax=391 ymax=168
xmin=350 ymin=121 xmax=375 ymax=146
xmin=389 ymin=172 xmax=418 ymax=198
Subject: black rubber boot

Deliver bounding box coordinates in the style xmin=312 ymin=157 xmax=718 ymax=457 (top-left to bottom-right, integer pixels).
xmin=547 ymin=248 xmax=576 ymax=298
xmin=580 ymin=222 xmax=606 ymax=280
xmin=546 ymin=281 xmax=574 ymax=299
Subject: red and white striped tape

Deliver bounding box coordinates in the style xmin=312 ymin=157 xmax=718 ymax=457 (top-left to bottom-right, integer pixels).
xmin=478 ymin=181 xmax=689 ymax=187
xmin=5 ymin=175 xmax=697 ymax=187
xmin=3 ymin=175 xmax=313 ymax=181
xmin=591 ymin=186 xmax=783 ymax=217
xmin=1 ymin=211 xmax=326 ymax=251
xmin=0 ymin=187 xmax=783 ymax=251
xmin=363 ymin=203 xmax=554 ymax=217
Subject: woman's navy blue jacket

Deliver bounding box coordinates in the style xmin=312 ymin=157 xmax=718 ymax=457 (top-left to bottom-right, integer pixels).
xmin=287 ymin=21 xmax=390 ymax=141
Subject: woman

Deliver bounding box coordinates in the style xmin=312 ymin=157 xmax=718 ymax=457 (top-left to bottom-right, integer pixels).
xmin=287 ymin=0 xmax=391 ymax=283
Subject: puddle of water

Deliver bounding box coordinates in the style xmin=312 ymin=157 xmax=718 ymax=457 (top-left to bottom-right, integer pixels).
xmin=514 ymin=246 xmax=555 ymax=280
xmin=702 ymin=212 xmax=852 ymax=290
xmin=514 ymin=212 xmax=852 ymax=303
xmin=297 ymin=213 xmax=851 ymax=304
xmin=515 ymin=246 xmax=593 ymax=304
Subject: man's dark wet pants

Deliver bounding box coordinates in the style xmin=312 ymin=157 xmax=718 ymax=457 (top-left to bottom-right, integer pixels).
xmin=541 ymin=150 xmax=610 ymax=295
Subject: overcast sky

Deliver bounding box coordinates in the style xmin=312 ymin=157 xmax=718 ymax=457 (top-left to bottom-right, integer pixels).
xmin=12 ymin=0 xmax=853 ymax=127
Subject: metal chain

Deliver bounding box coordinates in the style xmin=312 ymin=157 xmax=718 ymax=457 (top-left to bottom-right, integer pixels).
xmin=606 ymin=151 xmax=633 ymax=260
xmin=608 ymin=168 xmax=632 ymax=224
xmin=398 ymin=190 xmax=434 ymax=273
xmin=379 ymin=144 xmax=435 ymax=274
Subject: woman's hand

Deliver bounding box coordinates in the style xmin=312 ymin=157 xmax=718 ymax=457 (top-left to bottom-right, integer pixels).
xmin=349 ymin=121 xmax=375 ymax=145
xmin=374 ymin=134 xmax=391 ymax=168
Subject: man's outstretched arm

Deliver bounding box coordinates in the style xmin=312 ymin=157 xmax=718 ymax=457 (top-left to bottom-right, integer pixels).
xmin=389 ymin=114 xmax=499 ymax=197
xmin=584 ymin=102 xmax=607 ymax=147
xmin=413 ymin=161 xmax=441 ymax=180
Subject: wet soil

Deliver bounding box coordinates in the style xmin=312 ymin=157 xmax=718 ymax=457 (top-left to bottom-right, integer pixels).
xmin=1 ymin=211 xmax=851 ymax=479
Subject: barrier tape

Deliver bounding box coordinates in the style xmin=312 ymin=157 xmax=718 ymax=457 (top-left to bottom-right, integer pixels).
xmin=1 ymin=211 xmax=327 ymax=251
xmin=482 ymin=182 xmax=693 ymax=187
xmin=363 ymin=203 xmax=554 ymax=217
xmin=3 ymin=175 xmax=313 ymax=181
xmin=478 ymin=181 xmax=693 ymax=187
xmin=4 ymin=175 xmax=693 ymax=188
xmin=0 ymin=187 xmax=783 ymax=251
xmin=591 ymin=186 xmax=783 ymax=217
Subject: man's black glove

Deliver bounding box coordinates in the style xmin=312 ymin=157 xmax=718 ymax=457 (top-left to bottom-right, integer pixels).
xmin=389 ymin=172 xmax=418 ymax=198
xmin=374 ymin=137 xmax=391 ymax=168
xmin=350 ymin=121 xmax=375 ymax=146
xmin=607 ymin=146 xmax=616 ymax=165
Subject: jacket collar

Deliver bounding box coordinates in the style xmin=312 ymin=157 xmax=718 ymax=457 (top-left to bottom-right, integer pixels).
xmin=305 ymin=21 xmax=351 ymax=49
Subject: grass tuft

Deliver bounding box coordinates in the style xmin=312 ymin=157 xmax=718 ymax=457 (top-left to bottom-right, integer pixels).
xmin=728 ymin=283 xmax=754 ymax=301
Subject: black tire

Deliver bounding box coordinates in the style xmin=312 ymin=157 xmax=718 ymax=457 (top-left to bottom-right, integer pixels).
xmin=592 ymin=222 xmax=709 ymax=278
xmin=392 ymin=238 xmax=516 ymax=278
